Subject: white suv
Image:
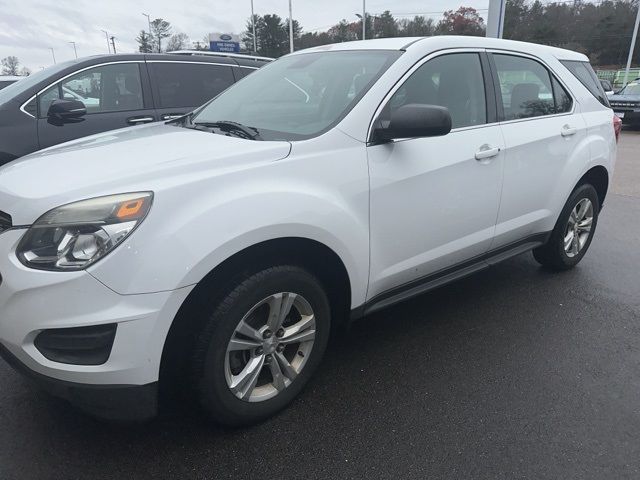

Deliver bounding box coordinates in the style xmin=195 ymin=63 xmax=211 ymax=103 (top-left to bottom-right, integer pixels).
xmin=0 ymin=36 xmax=617 ymax=425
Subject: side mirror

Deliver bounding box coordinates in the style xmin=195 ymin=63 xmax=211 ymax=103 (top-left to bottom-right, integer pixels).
xmin=373 ymin=104 xmax=452 ymax=143
xmin=47 ymin=99 xmax=86 ymax=121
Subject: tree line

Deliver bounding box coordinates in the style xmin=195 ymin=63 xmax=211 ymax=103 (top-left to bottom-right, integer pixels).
xmin=134 ymin=1 xmax=639 ymax=68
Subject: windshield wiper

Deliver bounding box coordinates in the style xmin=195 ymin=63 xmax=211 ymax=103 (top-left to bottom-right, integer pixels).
xmin=193 ymin=120 xmax=262 ymax=140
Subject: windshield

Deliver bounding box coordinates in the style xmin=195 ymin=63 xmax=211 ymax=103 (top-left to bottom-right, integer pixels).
xmin=190 ymin=50 xmax=401 ymax=141
xmin=0 ymin=60 xmax=77 ymax=105
xmin=619 ymin=82 xmax=640 ymax=96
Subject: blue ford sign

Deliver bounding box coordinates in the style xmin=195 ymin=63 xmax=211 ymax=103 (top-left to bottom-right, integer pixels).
xmin=209 ymin=33 xmax=240 ymax=53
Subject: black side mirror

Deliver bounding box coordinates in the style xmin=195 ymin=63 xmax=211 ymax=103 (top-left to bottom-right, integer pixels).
xmin=373 ymin=104 xmax=452 ymax=143
xmin=47 ymin=99 xmax=87 ymax=122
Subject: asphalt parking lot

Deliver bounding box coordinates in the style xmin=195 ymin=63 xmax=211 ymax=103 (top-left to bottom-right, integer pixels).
xmin=1 ymin=130 xmax=639 ymax=480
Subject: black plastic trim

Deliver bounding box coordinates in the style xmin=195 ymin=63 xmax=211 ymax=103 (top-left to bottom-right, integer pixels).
xmin=34 ymin=323 xmax=117 ymax=366
xmin=0 ymin=343 xmax=158 ymax=421
xmin=351 ymin=232 xmax=551 ymax=319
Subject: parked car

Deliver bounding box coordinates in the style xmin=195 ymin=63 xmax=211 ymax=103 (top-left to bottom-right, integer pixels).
xmin=609 ymin=80 xmax=640 ymax=127
xmin=0 ymin=36 xmax=617 ymax=426
xmin=0 ymin=75 xmax=22 ymax=90
xmin=0 ymin=52 xmax=271 ymax=165
xmin=600 ymin=79 xmax=614 ymax=95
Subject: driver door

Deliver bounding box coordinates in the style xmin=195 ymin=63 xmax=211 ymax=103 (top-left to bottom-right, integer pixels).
xmin=367 ymin=51 xmax=505 ymax=300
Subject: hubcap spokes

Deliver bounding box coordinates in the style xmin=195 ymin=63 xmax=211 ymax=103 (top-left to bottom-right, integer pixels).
xmin=564 ymin=198 xmax=593 ymax=258
xmin=225 ymin=293 xmax=316 ymax=402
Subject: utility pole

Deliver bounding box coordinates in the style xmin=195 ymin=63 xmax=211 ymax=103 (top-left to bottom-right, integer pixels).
xmin=623 ymin=4 xmax=640 ymax=87
xmin=48 ymin=48 xmax=56 ymax=64
xmin=69 ymin=41 xmax=78 ymax=59
xmin=101 ymin=30 xmax=111 ymax=54
xmin=250 ymin=0 xmax=257 ymax=53
xmin=110 ymin=36 xmax=117 ymax=54
xmin=289 ymin=0 xmax=294 ymax=53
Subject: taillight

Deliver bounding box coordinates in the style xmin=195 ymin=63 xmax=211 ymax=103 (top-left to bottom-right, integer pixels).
xmin=613 ymin=114 xmax=622 ymax=142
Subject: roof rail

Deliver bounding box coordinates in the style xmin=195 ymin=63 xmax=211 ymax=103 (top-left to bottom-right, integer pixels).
xmin=168 ymin=50 xmax=274 ymax=62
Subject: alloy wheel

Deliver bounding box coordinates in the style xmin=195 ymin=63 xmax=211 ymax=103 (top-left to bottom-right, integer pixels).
xmin=564 ymin=198 xmax=594 ymax=258
xmin=224 ymin=292 xmax=316 ymax=402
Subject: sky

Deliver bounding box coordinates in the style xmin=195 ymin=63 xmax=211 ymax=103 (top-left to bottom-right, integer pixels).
xmin=0 ymin=0 xmax=489 ymax=72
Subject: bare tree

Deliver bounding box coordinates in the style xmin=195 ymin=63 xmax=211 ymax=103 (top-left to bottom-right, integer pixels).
xmin=1 ymin=56 xmax=20 ymax=75
xmin=19 ymin=66 xmax=31 ymax=76
xmin=166 ymin=33 xmax=190 ymax=52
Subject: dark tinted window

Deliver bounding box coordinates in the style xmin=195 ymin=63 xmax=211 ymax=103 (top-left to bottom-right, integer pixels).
xmin=233 ymin=67 xmax=255 ymax=81
xmin=561 ymin=60 xmax=609 ymax=107
xmin=150 ymin=63 xmax=234 ymax=108
xmin=38 ymin=63 xmax=143 ymax=117
xmin=0 ymin=81 xmax=17 ymax=90
xmin=386 ymin=53 xmax=487 ymax=129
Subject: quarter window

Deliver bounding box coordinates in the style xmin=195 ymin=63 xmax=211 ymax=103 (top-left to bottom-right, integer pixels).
xmin=493 ymin=54 xmax=572 ymax=120
xmin=38 ymin=63 xmax=144 ymax=118
xmin=386 ymin=53 xmax=487 ymax=129
xmin=149 ymin=63 xmax=234 ymax=108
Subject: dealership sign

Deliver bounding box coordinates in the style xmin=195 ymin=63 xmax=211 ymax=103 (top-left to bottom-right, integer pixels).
xmin=209 ymin=33 xmax=240 ymax=53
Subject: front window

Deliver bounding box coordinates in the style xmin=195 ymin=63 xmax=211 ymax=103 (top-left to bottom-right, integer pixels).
xmin=189 ymin=50 xmax=402 ymax=141
xmin=38 ymin=63 xmax=143 ymax=117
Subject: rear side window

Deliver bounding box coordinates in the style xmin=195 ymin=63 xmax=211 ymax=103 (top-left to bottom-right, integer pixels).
xmin=233 ymin=67 xmax=256 ymax=81
xmin=150 ymin=63 xmax=234 ymax=108
xmin=560 ymin=60 xmax=610 ymax=107
xmin=493 ymin=54 xmax=573 ymax=120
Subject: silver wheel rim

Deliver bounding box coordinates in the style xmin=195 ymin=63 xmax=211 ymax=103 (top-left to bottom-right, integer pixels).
xmin=224 ymin=292 xmax=316 ymax=403
xmin=564 ymin=198 xmax=594 ymax=258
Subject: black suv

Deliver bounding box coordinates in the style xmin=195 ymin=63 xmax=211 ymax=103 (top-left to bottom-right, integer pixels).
xmin=0 ymin=52 xmax=271 ymax=165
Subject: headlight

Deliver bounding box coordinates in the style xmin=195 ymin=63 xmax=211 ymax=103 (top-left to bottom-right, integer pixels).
xmin=17 ymin=192 xmax=153 ymax=271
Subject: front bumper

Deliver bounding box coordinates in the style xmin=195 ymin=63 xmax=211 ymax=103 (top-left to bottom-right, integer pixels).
xmin=0 ymin=229 xmax=194 ymax=418
xmin=613 ymin=109 xmax=640 ymax=125
xmin=0 ymin=343 xmax=158 ymax=420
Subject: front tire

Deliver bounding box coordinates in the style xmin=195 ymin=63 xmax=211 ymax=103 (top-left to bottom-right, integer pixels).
xmin=191 ymin=265 xmax=331 ymax=426
xmin=533 ymin=183 xmax=600 ymax=270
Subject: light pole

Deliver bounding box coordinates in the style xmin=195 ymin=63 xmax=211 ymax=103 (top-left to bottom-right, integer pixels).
xmin=362 ymin=0 xmax=366 ymax=40
xmin=623 ymin=4 xmax=640 ymax=87
xmin=142 ymin=12 xmax=152 ymax=35
xmin=48 ymin=48 xmax=56 ymax=64
xmin=101 ymin=30 xmax=111 ymax=54
xmin=250 ymin=0 xmax=257 ymax=53
xmin=289 ymin=0 xmax=294 ymax=53
xmin=110 ymin=36 xmax=117 ymax=54
xmin=69 ymin=41 xmax=78 ymax=59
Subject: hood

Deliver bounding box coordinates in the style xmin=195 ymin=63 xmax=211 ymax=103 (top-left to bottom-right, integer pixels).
xmin=0 ymin=123 xmax=291 ymax=225
xmin=608 ymin=94 xmax=640 ymax=103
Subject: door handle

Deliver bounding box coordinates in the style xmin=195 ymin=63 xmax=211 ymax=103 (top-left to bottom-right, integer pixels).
xmin=161 ymin=113 xmax=185 ymax=121
xmin=127 ymin=116 xmax=155 ymax=125
xmin=475 ymin=145 xmax=501 ymax=161
xmin=561 ymin=125 xmax=577 ymax=137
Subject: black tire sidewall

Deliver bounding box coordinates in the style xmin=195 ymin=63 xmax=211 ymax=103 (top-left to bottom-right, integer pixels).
xmin=548 ymin=183 xmax=600 ymax=268
xmin=195 ymin=266 xmax=331 ymax=426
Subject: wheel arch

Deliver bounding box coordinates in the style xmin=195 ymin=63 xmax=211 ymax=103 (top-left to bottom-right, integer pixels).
xmin=158 ymin=236 xmax=353 ymax=400
xmin=575 ymin=165 xmax=609 ymax=208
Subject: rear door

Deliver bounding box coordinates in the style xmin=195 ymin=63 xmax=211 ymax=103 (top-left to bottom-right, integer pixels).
xmin=147 ymin=61 xmax=235 ymax=121
xmin=488 ymin=52 xmax=587 ymax=248
xmin=37 ymin=62 xmax=156 ymax=150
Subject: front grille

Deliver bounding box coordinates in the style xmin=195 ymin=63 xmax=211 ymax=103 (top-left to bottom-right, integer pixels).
xmin=0 ymin=210 xmax=12 ymax=233
xmin=611 ymin=102 xmax=640 ymax=108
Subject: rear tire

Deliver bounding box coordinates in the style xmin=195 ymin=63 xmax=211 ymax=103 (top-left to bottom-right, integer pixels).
xmin=533 ymin=183 xmax=600 ymax=270
xmin=191 ymin=265 xmax=331 ymax=426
